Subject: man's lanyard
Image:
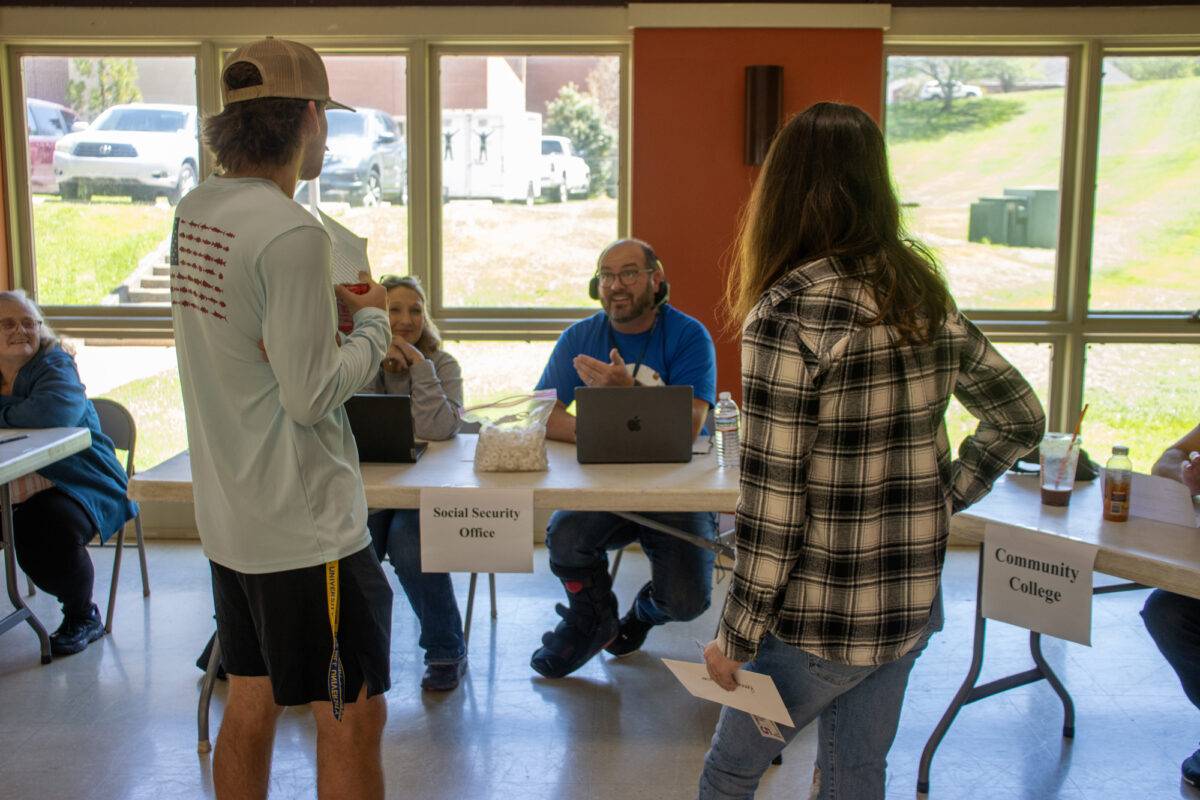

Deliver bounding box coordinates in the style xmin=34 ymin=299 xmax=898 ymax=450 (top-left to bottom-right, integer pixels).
xmin=607 ymin=310 xmax=661 ymax=383
xmin=325 ymin=561 xmax=345 ymax=721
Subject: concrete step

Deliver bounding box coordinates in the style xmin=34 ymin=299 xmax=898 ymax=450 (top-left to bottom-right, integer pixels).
xmin=140 ymin=276 xmax=170 ymax=290
xmin=124 ymin=287 xmax=170 ymax=304
xmin=152 ymin=264 xmax=170 ymax=277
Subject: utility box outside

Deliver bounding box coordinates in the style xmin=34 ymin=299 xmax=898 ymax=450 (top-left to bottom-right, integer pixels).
xmin=1002 ymin=187 xmax=1059 ymax=249
xmin=968 ymin=196 xmax=1029 ymax=246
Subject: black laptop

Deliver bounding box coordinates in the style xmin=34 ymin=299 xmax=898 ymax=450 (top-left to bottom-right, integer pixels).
xmin=344 ymin=394 xmax=428 ymax=463
xmin=575 ymin=385 xmax=694 ymax=464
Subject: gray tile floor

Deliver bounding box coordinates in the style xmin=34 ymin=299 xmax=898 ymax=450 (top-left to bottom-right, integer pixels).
xmin=1 ymin=542 xmax=1198 ymax=800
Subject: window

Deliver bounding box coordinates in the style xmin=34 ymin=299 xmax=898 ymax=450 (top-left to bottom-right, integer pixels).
xmin=1090 ymin=55 xmax=1200 ymax=312
xmin=943 ymin=342 xmax=1053 ymax=450
xmin=17 ymin=53 xmax=199 ymax=308
xmin=1084 ymin=343 xmax=1199 ymax=473
xmin=298 ymin=53 xmax=411 ymax=279
xmin=445 ymin=340 xmax=557 ymax=406
xmin=436 ymin=53 xmax=622 ymax=311
xmin=887 ymin=44 xmax=1198 ymax=470
xmin=71 ymin=342 xmax=185 ymax=472
xmin=886 ymin=54 xmax=1070 ymax=311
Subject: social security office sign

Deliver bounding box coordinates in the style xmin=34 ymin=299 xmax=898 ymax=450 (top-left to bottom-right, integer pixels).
xmin=420 ymin=487 xmax=534 ymax=573
xmin=981 ymin=523 xmax=1099 ymax=646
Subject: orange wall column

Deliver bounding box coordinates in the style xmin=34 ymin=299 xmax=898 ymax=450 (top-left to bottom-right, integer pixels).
xmin=631 ymin=27 xmax=883 ymax=399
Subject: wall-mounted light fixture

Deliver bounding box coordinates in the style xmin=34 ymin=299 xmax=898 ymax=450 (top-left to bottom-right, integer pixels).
xmin=745 ymin=65 xmax=783 ymax=166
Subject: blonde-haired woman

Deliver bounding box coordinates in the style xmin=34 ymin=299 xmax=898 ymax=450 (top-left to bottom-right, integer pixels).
xmin=0 ymin=291 xmax=137 ymax=656
xmin=364 ymin=275 xmax=468 ymax=691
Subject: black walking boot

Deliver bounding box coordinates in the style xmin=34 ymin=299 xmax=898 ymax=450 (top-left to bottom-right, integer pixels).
xmin=530 ymin=565 xmax=619 ymax=679
xmin=606 ymin=581 xmax=658 ymax=658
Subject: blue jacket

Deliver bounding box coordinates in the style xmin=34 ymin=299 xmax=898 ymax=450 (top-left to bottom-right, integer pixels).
xmin=0 ymin=346 xmax=138 ymax=542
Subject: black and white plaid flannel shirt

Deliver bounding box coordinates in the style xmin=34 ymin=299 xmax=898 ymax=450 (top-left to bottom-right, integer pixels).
xmin=718 ymin=259 xmax=1045 ymax=666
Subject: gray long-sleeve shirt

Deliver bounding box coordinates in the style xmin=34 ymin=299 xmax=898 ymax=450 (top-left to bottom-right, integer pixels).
xmin=361 ymin=349 xmax=462 ymax=441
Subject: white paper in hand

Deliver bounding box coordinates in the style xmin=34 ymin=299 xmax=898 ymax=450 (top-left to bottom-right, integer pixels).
xmin=662 ymin=658 xmax=793 ymax=727
xmin=318 ymin=209 xmax=370 ymax=284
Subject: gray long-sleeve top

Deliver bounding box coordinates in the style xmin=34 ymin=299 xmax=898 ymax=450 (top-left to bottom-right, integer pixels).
xmin=361 ymin=349 xmax=463 ymax=441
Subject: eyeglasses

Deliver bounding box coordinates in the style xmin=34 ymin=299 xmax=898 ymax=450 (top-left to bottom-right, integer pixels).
xmin=596 ymin=268 xmax=653 ymax=288
xmin=0 ymin=318 xmax=41 ymax=334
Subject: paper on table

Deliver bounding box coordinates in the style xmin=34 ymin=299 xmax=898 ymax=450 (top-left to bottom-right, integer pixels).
xmin=318 ymin=209 xmax=370 ymax=284
xmin=661 ymin=658 xmax=793 ymax=727
xmin=1130 ymin=473 xmax=1200 ymax=528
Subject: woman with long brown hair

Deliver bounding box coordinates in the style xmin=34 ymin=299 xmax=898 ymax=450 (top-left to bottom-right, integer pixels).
xmin=698 ymin=102 xmax=1046 ymax=798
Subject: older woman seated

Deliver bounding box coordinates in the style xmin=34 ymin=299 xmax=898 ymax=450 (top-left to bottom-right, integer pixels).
xmin=0 ymin=291 xmax=137 ymax=656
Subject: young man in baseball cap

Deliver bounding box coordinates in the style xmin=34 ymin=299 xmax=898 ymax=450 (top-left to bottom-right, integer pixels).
xmin=172 ymin=38 xmax=392 ymax=799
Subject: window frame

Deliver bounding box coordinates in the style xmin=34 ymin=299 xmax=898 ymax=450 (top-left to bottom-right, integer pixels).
xmin=3 ymin=42 xmax=206 ymax=338
xmin=426 ymin=42 xmax=630 ymax=336
xmin=884 ymin=37 xmax=1200 ymax=435
xmin=2 ymin=36 xmax=629 ymax=342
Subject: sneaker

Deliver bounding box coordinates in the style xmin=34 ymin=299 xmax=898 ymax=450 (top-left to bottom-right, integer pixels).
xmin=421 ymin=660 xmax=468 ymax=692
xmin=50 ymin=604 xmax=104 ymax=657
xmin=1183 ymin=747 xmax=1200 ymax=788
xmin=605 ymin=605 xmax=655 ymax=658
xmin=530 ymin=603 xmax=619 ymax=679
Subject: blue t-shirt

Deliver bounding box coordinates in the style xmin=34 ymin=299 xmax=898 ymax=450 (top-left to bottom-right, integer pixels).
xmin=536 ymin=305 xmax=717 ymax=409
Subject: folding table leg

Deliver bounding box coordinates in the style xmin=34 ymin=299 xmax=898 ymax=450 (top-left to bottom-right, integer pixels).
xmin=198 ymin=635 xmax=222 ymax=754
xmin=464 ymin=573 xmax=479 ymax=648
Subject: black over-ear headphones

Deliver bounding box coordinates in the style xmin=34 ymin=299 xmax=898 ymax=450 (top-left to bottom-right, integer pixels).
xmin=588 ymin=241 xmax=670 ymax=306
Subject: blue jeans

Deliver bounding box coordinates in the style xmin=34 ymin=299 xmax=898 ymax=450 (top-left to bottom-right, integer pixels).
xmin=367 ymin=509 xmax=466 ymax=665
xmin=699 ymin=594 xmax=943 ymax=800
xmin=1142 ymin=589 xmax=1200 ymax=709
xmin=545 ymin=510 xmax=718 ymax=624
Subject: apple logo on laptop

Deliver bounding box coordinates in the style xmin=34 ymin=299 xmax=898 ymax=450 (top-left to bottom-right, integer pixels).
xmin=627 ymin=416 xmax=642 ymax=433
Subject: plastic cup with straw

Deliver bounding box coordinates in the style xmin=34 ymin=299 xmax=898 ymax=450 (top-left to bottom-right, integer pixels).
xmin=1041 ymin=404 xmax=1088 ymax=506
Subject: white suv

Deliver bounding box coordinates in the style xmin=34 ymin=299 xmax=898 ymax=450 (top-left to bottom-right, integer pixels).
xmin=918 ymin=80 xmax=983 ymax=101
xmin=54 ymin=102 xmax=198 ymax=205
xmin=539 ymin=136 xmax=590 ymax=202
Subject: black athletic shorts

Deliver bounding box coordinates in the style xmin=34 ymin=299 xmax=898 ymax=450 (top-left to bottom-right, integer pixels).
xmin=210 ymin=545 xmax=393 ymax=706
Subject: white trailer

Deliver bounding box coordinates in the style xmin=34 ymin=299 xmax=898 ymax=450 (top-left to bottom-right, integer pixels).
xmin=441 ymin=110 xmax=541 ymax=203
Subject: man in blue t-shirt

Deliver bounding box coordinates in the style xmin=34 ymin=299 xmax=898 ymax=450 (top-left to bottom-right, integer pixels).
xmin=530 ymin=238 xmax=718 ymax=679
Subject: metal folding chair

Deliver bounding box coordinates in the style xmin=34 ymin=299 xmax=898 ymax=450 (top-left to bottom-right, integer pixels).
xmin=91 ymin=398 xmax=150 ymax=633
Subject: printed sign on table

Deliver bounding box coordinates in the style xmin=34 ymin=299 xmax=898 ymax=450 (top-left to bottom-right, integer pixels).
xmin=420 ymin=488 xmax=534 ymax=573
xmin=981 ymin=523 xmax=1099 ymax=646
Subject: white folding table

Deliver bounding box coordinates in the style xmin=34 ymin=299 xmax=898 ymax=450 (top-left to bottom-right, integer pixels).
xmin=0 ymin=427 xmax=92 ymax=664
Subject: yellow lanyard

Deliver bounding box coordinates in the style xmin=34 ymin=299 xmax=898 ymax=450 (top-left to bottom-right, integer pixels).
xmin=326 ymin=560 xmax=345 ymax=721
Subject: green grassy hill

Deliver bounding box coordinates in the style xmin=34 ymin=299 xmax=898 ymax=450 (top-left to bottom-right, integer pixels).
xmin=887 ymin=75 xmax=1200 ymax=312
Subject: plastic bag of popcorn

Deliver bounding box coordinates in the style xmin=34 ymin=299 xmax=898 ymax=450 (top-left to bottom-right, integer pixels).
xmin=461 ymin=389 xmax=557 ymax=472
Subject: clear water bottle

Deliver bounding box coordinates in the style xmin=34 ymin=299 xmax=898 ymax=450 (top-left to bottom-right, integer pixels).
xmin=714 ymin=391 xmax=740 ymax=468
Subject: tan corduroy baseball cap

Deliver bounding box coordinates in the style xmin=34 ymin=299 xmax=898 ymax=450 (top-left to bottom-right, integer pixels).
xmin=222 ymin=37 xmax=354 ymax=112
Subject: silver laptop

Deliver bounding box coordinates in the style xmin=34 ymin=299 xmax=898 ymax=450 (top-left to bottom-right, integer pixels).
xmin=344 ymin=394 xmax=428 ymax=463
xmin=575 ymin=386 xmax=694 ymax=464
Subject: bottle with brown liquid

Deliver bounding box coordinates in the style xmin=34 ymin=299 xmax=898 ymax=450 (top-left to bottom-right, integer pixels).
xmin=1103 ymin=445 xmax=1132 ymax=522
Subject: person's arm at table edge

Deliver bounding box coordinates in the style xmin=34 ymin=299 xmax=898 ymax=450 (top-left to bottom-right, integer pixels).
xmin=1152 ymin=422 xmax=1200 ymax=493
xmin=545 ymin=401 xmax=576 ymax=443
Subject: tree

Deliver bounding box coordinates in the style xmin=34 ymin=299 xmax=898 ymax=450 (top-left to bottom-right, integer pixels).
xmin=544 ymin=83 xmax=615 ymax=197
xmin=585 ymin=57 xmax=620 ymax=131
xmin=892 ymin=56 xmax=984 ymax=111
xmin=1110 ymin=57 xmax=1200 ymax=81
xmin=979 ymin=57 xmax=1039 ymax=93
xmin=67 ymin=58 xmax=142 ymax=120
